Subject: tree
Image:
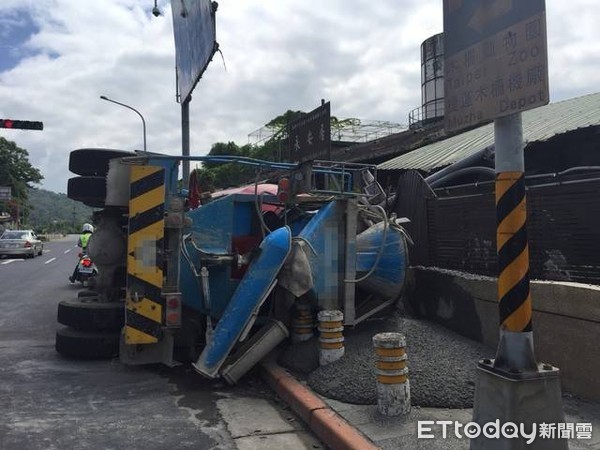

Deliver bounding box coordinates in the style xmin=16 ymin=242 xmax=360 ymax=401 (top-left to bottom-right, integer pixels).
xmin=265 ymin=110 xmax=305 ymax=139
xmin=195 ymin=142 xmax=257 ymax=189
xmin=330 ymin=117 xmax=361 ymax=140
xmin=0 ymin=137 xmax=43 ymax=224
xmin=193 ymin=110 xmax=362 ymax=190
xmin=194 ymin=168 xmax=216 ymax=192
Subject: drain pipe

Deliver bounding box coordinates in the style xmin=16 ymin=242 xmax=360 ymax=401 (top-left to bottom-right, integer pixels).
xmin=428 ymin=166 xmax=496 ymax=189
xmin=425 ymin=145 xmax=495 ymax=186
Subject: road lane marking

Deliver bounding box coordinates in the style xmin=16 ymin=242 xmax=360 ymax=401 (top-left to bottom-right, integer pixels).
xmin=64 ymin=249 xmax=72 ymax=254
xmin=45 ymin=258 xmax=56 ymax=264
xmin=1 ymin=259 xmax=24 ymax=264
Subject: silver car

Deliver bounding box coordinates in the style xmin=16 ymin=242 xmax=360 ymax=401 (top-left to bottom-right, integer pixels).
xmin=0 ymin=229 xmax=44 ymax=258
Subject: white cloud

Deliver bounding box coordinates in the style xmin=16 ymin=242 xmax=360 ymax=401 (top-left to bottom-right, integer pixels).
xmin=0 ymin=0 xmax=597 ymax=193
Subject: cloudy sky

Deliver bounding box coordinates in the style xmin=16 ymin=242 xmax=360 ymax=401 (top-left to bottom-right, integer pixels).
xmin=0 ymin=0 xmax=597 ymax=193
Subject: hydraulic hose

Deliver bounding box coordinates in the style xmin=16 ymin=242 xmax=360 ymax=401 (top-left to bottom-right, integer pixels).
xmin=344 ymin=204 xmax=389 ymax=283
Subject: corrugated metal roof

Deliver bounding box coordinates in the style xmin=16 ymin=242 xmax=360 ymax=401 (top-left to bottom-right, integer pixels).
xmin=378 ymin=92 xmax=600 ymax=172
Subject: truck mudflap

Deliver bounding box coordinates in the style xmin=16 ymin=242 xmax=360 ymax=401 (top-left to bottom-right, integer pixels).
xmin=125 ymin=165 xmax=166 ymax=345
xmin=193 ymin=226 xmax=292 ymax=378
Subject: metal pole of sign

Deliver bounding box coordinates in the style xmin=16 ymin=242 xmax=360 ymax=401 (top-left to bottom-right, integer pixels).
xmin=182 ymin=97 xmax=191 ymax=188
xmin=470 ymin=113 xmax=566 ymax=450
xmin=493 ymin=112 xmax=537 ymax=369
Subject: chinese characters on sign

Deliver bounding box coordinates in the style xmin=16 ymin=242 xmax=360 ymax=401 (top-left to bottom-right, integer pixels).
xmin=443 ymin=0 xmax=548 ymax=132
xmin=288 ymin=102 xmax=331 ymax=162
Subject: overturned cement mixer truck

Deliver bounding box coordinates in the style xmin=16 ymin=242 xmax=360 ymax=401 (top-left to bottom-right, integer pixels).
xmin=56 ymin=148 xmax=410 ymax=383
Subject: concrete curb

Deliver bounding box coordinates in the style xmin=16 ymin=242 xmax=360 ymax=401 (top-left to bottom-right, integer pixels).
xmin=261 ymin=359 xmax=380 ymax=450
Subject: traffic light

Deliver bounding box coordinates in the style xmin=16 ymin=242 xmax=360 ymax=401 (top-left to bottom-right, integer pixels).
xmin=0 ymin=119 xmax=43 ymax=130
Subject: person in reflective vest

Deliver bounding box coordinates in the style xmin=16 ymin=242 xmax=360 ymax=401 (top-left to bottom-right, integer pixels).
xmin=77 ymin=223 xmax=94 ymax=253
xmin=69 ymin=223 xmax=94 ymax=283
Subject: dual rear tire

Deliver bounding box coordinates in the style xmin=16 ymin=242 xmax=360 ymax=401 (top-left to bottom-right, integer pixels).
xmin=58 ymin=147 xmax=134 ymax=358
xmin=67 ymin=148 xmax=135 ymax=208
xmin=55 ymin=327 xmax=120 ymax=359
xmin=55 ymin=296 xmax=124 ymax=359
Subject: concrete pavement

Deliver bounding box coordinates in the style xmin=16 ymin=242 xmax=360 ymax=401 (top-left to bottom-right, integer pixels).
xmin=0 ymin=235 xmax=326 ymax=450
xmin=217 ymin=395 xmax=324 ymax=449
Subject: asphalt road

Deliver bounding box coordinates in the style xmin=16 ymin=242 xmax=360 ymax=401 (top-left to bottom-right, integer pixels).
xmin=0 ymin=235 xmax=320 ymax=450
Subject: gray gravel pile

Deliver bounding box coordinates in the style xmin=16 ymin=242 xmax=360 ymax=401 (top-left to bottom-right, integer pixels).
xmin=286 ymin=314 xmax=494 ymax=408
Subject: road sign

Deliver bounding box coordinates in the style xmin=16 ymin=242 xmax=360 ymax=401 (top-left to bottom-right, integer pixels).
xmin=0 ymin=186 xmax=11 ymax=201
xmin=443 ymin=0 xmax=548 ymax=132
xmin=171 ymin=0 xmax=217 ymax=103
xmin=288 ymin=102 xmax=331 ymax=163
xmin=0 ymin=119 xmax=43 ymax=130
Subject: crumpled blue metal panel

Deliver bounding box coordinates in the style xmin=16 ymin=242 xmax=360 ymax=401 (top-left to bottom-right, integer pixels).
xmin=193 ymin=226 xmax=292 ymax=378
xmin=179 ymin=194 xmax=254 ymax=316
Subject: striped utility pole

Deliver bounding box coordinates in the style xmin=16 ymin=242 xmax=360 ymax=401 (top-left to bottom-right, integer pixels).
xmin=471 ymin=114 xmax=566 ymax=450
xmin=496 ymin=144 xmax=532 ymax=333
xmin=491 ymin=113 xmax=537 ymax=371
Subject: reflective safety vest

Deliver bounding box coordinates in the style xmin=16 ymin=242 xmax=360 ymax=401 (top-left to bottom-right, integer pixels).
xmin=80 ymin=233 xmax=91 ymax=250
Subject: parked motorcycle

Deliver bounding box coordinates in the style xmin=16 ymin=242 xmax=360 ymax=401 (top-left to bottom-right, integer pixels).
xmin=69 ymin=252 xmax=98 ymax=287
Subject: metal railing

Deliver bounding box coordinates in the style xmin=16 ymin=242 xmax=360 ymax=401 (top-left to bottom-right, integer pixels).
xmin=408 ymin=101 xmax=445 ymax=129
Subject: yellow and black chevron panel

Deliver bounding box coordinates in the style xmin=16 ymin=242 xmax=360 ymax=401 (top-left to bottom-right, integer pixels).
xmin=126 ymin=165 xmax=166 ymax=345
xmin=496 ymin=171 xmax=532 ymax=333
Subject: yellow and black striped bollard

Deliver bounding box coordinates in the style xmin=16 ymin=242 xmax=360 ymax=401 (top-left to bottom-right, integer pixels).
xmin=291 ymin=301 xmax=314 ymax=343
xmin=317 ymin=310 xmax=344 ymax=366
xmin=373 ymin=332 xmax=410 ymax=416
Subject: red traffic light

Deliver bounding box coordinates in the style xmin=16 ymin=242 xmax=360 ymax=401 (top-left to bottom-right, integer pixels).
xmin=0 ymin=119 xmax=43 ymax=130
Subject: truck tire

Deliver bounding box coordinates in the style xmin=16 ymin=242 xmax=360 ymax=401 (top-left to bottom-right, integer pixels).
xmin=67 ymin=176 xmax=106 ymax=208
xmin=55 ymin=327 xmax=120 ymax=359
xmin=57 ymin=298 xmax=124 ymax=331
xmin=77 ymin=289 xmax=98 ymax=298
xmin=69 ymin=148 xmax=135 ymax=177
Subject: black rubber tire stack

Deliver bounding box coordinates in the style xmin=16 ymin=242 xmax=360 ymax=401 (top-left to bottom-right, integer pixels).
xmin=57 ymin=148 xmax=133 ymax=359
xmin=55 ymin=327 xmax=121 ymax=359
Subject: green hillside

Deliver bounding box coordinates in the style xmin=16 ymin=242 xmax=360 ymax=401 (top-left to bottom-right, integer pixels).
xmin=26 ymin=188 xmax=95 ymax=233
